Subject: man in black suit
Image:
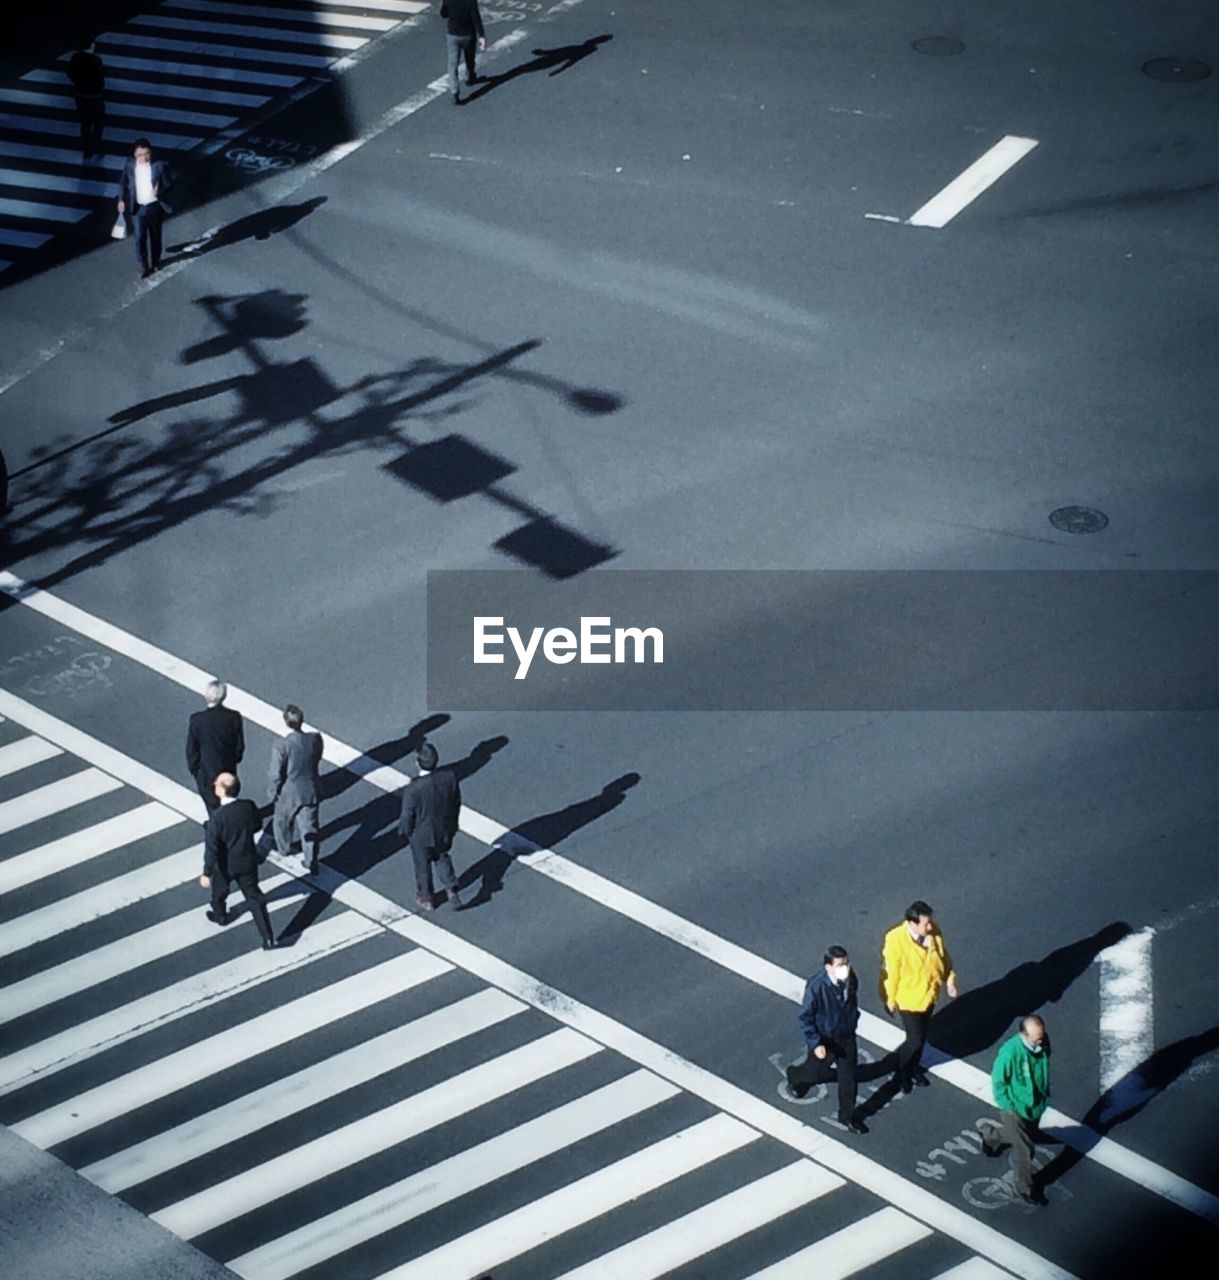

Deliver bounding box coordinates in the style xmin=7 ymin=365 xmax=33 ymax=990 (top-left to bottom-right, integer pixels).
xmin=67 ymin=36 xmax=105 ymax=159
xmin=186 ymin=679 xmax=244 ymax=816
xmin=116 ymin=137 xmax=172 ymax=278
xmin=398 ymin=742 xmax=463 ymax=910
xmin=440 ymin=0 xmax=486 ymax=104
xmin=200 ymin=772 xmax=275 ymax=949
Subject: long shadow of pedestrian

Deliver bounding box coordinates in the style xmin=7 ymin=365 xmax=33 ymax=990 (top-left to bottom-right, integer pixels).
xmin=928 ymin=921 xmax=1132 ymax=1060
xmin=167 ymin=196 xmax=328 ymax=259
xmin=1038 ymin=1024 xmax=1219 ymax=1192
xmin=465 ymin=34 xmax=612 ymax=102
xmin=450 ymin=735 xmax=510 ymax=783
xmin=321 ymin=714 xmax=452 ymax=803
xmin=459 ymin=772 xmax=640 ymax=910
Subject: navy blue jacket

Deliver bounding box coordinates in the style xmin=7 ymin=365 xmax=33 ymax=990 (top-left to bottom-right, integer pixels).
xmin=797 ymin=968 xmax=860 ymax=1048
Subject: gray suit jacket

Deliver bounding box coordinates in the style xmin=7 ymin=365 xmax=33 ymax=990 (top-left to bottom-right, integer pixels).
xmin=269 ymin=729 xmax=323 ymax=808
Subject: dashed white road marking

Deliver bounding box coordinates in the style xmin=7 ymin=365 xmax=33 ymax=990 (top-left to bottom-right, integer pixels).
xmin=1097 ymin=926 xmax=1156 ymax=1118
xmin=908 ymin=135 xmax=1038 ymax=228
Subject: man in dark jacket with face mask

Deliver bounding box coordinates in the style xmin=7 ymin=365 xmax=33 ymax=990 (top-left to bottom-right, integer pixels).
xmin=785 ymin=945 xmax=867 ymax=1134
xmin=983 ymin=1014 xmax=1052 ymax=1205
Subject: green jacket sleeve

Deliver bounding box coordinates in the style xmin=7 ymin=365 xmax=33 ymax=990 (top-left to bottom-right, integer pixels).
xmin=991 ymin=1040 xmax=1015 ymax=1111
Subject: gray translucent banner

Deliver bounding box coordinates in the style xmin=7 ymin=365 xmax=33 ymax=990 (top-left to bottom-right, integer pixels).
xmin=425 ymin=571 xmax=1219 ymax=712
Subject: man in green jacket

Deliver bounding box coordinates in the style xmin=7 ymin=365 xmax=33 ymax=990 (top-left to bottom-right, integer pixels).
xmin=983 ymin=1014 xmax=1051 ymax=1205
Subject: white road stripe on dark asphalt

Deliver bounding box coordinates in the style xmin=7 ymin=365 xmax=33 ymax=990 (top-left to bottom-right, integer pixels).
xmin=0 ymin=767 xmax=121 ymax=834
xmin=1097 ymin=926 xmax=1156 ymax=1117
xmin=98 ymin=32 xmax=339 ymax=69
xmin=743 ymin=1206 xmax=932 ymax=1279
xmin=131 ymin=15 xmax=369 ymax=51
xmin=908 ymin=135 xmax=1038 ymax=229
xmin=163 ymin=2 xmax=399 ymax=33
xmin=932 ymin=1259 xmax=1019 ymax=1280
xmin=24 ymin=68 xmax=273 ymax=108
xmin=0 ymin=734 xmax=60 ymax=777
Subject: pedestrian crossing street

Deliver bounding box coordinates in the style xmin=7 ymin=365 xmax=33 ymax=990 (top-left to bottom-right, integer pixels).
xmin=0 ymin=0 xmax=431 ymax=279
xmin=0 ymin=709 xmax=1014 ymax=1280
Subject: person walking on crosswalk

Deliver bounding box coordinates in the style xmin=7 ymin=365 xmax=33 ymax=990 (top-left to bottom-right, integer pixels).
xmin=440 ymin=0 xmax=486 ymax=104
xmin=66 ymin=36 xmax=105 ymax=160
xmin=269 ymin=704 xmax=323 ymax=873
xmin=983 ymin=1014 xmax=1052 ymax=1205
xmin=880 ymin=900 xmax=958 ymax=1093
xmin=200 ymin=772 xmax=276 ymax=949
xmin=116 ymin=138 xmax=172 ymax=278
xmin=398 ymin=742 xmax=464 ymax=910
xmin=186 ymin=679 xmax=245 ymax=816
xmin=786 ymin=945 xmax=868 ymax=1134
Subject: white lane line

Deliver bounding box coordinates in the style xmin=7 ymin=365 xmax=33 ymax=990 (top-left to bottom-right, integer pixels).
xmin=163 ymin=2 xmax=399 ymax=33
xmin=0 ymin=197 xmax=89 ymax=223
xmin=374 ymin=1114 xmax=759 ymax=1280
xmin=0 ymin=111 xmax=206 ymax=150
xmin=0 ymin=768 xmax=121 ymax=835
xmin=23 ymin=69 xmax=272 ymax=108
xmin=17 ymin=950 xmax=448 ymax=1149
xmin=932 ymin=1260 xmax=1017 ymax=1280
xmin=553 ymin=1160 xmax=843 ymax=1280
xmin=0 ymin=140 xmax=120 ymax=170
xmin=0 ymin=89 xmax=238 ymax=128
xmin=83 ymin=53 xmax=302 ymax=87
xmin=0 ymin=227 xmax=52 ymax=249
xmin=228 ymin=1069 xmax=679 ymax=1280
xmin=154 ymin=1026 xmax=600 ymax=1238
xmin=0 ymin=911 xmax=376 ymax=1096
xmin=744 ymin=1206 xmax=932 ymax=1279
xmin=1097 ymin=926 xmax=1156 ymax=1116
xmin=98 ymin=33 xmax=338 ymax=69
xmin=0 ymin=735 xmax=60 ymax=778
xmin=89 ymin=987 xmax=520 ymax=1192
xmin=908 ymin=135 xmax=1038 ymax=228
xmin=0 ymin=690 xmax=1078 ymax=1280
xmin=0 ymin=873 xmax=300 ymax=1026
xmin=132 ymin=15 xmax=368 ymax=51
xmin=312 ymin=0 xmax=429 ymax=11
xmin=0 ymin=803 xmax=185 ymax=895
xmin=0 ymin=845 xmax=200 ymax=961
xmin=0 ymin=592 xmax=1208 ymax=1230
xmin=0 ymin=165 xmax=113 ymax=196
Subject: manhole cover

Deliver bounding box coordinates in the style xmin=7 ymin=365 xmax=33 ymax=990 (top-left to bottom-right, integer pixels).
xmin=1049 ymin=506 xmax=1109 ymax=534
xmin=913 ymin=37 xmax=965 ymax=57
xmin=1142 ymin=57 xmax=1211 ymax=82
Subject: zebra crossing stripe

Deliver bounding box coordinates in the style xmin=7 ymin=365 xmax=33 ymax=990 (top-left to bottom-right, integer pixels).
xmin=372 ymin=1114 xmax=760 ymax=1280
xmin=99 ymin=32 xmax=338 ymax=70
xmin=0 ymin=144 xmax=120 ymax=174
xmin=17 ymin=950 xmax=451 ymax=1150
xmin=86 ymin=987 xmax=523 ymax=1192
xmin=0 ymin=803 xmax=186 ymax=895
xmin=0 ymin=197 xmax=93 ymax=223
xmin=153 ymin=1026 xmax=602 ymax=1238
xmin=163 ymin=1 xmax=399 ymax=33
xmin=742 ymin=1206 xmax=932 ymax=1280
xmin=132 ymin=15 xmax=369 ymax=51
xmin=0 ymin=767 xmax=122 ymax=835
xmin=0 ymin=112 xmax=206 ymax=151
xmin=85 ymin=53 xmax=302 ymax=88
xmin=0 ymin=845 xmax=200 ymax=961
xmin=553 ymin=1160 xmax=843 ymax=1280
xmin=0 ymin=89 xmax=239 ymax=127
xmin=0 ymin=910 xmax=377 ymax=1096
xmin=306 ymin=0 xmax=429 ymax=12
xmin=228 ymin=1069 xmax=681 ymax=1280
xmin=0 ymin=227 xmax=52 ymax=248
xmin=23 ymin=69 xmax=272 ymax=108
xmin=932 ymin=1260 xmax=1016 ymax=1280
xmin=0 ymin=873 xmax=300 ymax=1026
xmin=0 ymin=735 xmax=61 ymax=778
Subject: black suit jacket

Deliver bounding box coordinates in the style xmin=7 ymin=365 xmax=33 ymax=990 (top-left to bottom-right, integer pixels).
xmin=204 ymin=798 xmax=261 ymax=881
xmin=439 ymin=0 xmax=484 ymax=39
xmin=398 ymin=769 xmax=461 ymax=854
xmin=118 ymin=158 xmax=172 ymax=215
xmin=186 ymin=705 xmax=245 ymax=784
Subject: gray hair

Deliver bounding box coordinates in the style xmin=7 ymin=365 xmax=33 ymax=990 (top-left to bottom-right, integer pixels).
xmin=283 ymin=704 xmax=304 ymax=730
xmin=204 ymin=680 xmax=227 ymax=706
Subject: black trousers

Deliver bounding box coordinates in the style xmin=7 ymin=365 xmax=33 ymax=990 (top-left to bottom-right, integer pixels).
xmin=133 ymin=202 xmax=165 ymax=270
xmin=195 ymin=772 xmax=222 ymax=815
xmin=894 ymin=1007 xmax=933 ymax=1086
xmin=411 ymin=841 xmax=458 ymax=900
xmin=211 ymin=871 xmax=273 ymax=944
xmin=75 ymin=96 xmax=104 ymax=155
xmin=984 ymin=1109 xmax=1039 ymax=1195
xmin=786 ymin=1034 xmax=858 ymax=1120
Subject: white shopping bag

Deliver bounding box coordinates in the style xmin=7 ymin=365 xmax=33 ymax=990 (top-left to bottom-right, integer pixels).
xmin=110 ymin=217 xmax=127 ymax=240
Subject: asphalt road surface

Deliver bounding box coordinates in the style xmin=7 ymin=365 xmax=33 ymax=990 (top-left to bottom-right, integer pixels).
xmin=1 ymin=2 xmax=1218 ymax=1279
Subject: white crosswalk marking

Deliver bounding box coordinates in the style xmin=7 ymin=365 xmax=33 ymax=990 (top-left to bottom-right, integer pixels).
xmin=0 ymin=873 xmax=301 ymax=1025
xmin=0 ymin=112 xmax=205 ymax=152
xmin=23 ymin=69 xmax=272 ymax=108
xmin=0 ymin=88 xmax=240 ymax=126
xmin=132 ymin=15 xmax=368 ymax=51
xmin=307 ymin=0 xmax=429 ymax=12
xmin=553 ymin=1161 xmax=844 ymax=1280
xmin=98 ymin=33 xmax=339 ymax=69
xmin=0 ymin=802 xmax=184 ymax=894
xmin=0 ymin=197 xmax=90 ymax=223
xmin=0 ymin=226 xmax=52 ymax=248
xmin=0 ymin=165 xmax=113 ymax=196
xmin=743 ymin=1206 xmax=933 ymax=1279
xmin=375 ymin=1114 xmax=761 ymax=1280
xmin=0 ymin=767 xmax=121 ymax=834
xmin=154 ymin=1026 xmax=602 ymax=1238
xmin=932 ymin=1260 xmax=1016 ymax=1280
xmin=64 ymin=53 xmax=302 ymax=88
xmin=229 ymin=1069 xmax=682 ymax=1280
xmin=17 ymin=951 xmax=451 ymax=1149
xmin=0 ymin=846 xmax=200 ymax=960
xmin=0 ymin=735 xmax=61 ymax=777
xmin=0 ymin=911 xmax=377 ymax=1095
xmin=164 ymin=2 xmax=399 ymax=34
xmin=91 ymin=987 xmax=523 ymax=1192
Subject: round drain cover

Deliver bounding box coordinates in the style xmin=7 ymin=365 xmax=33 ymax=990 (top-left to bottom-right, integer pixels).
xmin=1049 ymin=506 xmax=1109 ymax=534
xmin=913 ymin=36 xmax=965 ymax=57
xmin=1142 ymin=57 xmax=1211 ymax=82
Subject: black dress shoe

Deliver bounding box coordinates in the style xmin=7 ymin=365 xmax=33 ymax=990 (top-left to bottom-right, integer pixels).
xmin=785 ymin=1076 xmax=809 ymax=1099
xmin=912 ymin=1069 xmax=931 ymax=1087
xmin=1018 ymin=1188 xmax=1048 ymax=1207
xmin=262 ymin=937 xmax=277 ymax=951
xmin=844 ymin=1118 xmax=869 ymax=1135
xmin=899 ymin=1080 xmax=914 ymax=1095
xmin=206 ymin=909 xmax=227 ymax=925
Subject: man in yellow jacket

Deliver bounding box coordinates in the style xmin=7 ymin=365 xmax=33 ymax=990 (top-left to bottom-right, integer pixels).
xmin=881 ymin=900 xmax=959 ymax=1092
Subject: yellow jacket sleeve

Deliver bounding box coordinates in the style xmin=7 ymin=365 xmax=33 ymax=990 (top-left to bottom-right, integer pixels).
xmin=881 ymin=928 xmax=901 ymax=1006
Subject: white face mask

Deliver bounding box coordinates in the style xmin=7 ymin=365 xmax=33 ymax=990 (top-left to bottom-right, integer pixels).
xmin=831 ymin=965 xmax=851 ymax=983
xmin=1023 ymin=1037 xmax=1044 ymax=1054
